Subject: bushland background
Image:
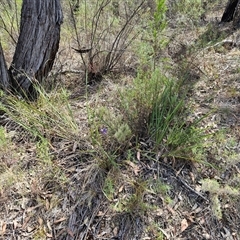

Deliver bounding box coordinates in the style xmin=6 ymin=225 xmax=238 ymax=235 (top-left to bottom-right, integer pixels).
xmin=0 ymin=0 xmax=240 ymax=239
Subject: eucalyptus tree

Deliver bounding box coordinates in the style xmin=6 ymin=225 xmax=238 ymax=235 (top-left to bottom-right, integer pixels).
xmin=221 ymin=0 xmax=240 ymax=28
xmin=0 ymin=0 xmax=63 ymax=99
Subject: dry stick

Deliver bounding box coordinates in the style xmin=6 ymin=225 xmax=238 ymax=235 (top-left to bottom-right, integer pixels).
xmin=85 ymin=0 xmax=146 ymax=74
xmin=108 ymin=26 xmax=138 ymax=71
xmin=105 ymin=1 xmax=145 ymax=71
xmin=176 ymin=175 xmax=209 ymax=202
xmin=95 ymin=15 xmax=116 ymax=50
xmin=83 ymin=201 xmax=102 ymax=240
xmin=60 ymin=69 xmax=84 ymax=75
xmin=90 ymin=0 xmax=111 ymax=47
xmin=107 ymin=25 xmax=132 ymax=70
xmin=156 ymin=161 xmax=209 ymax=202
xmin=14 ymin=0 xmax=19 ymax=34
xmin=0 ymin=15 xmax=17 ymax=44
xmin=109 ymin=0 xmax=145 ymax=51
xmin=89 ymin=0 xmax=112 ymax=72
xmin=69 ymin=1 xmax=86 ymax=68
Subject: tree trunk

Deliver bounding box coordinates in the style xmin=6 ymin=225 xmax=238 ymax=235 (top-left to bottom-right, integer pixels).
xmin=221 ymin=0 xmax=240 ymax=27
xmin=0 ymin=0 xmax=63 ymax=99
xmin=0 ymin=42 xmax=10 ymax=90
xmin=233 ymin=1 xmax=240 ymax=28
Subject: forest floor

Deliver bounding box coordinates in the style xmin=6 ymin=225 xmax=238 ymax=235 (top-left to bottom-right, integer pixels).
xmin=0 ymin=1 xmax=240 ymax=240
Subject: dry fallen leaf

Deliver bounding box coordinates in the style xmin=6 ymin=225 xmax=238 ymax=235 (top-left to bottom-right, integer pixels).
xmin=67 ymin=228 xmax=74 ymax=238
xmin=118 ymin=185 xmax=124 ymax=193
xmin=166 ymin=205 xmax=175 ymax=215
xmin=54 ymin=217 xmax=67 ymax=224
xmin=13 ymin=220 xmax=16 ymax=230
xmin=46 ymin=233 xmax=53 ymax=238
xmin=155 ymin=208 xmax=163 ymax=216
xmin=0 ymin=222 xmax=6 ymax=235
xmin=113 ymin=227 xmax=118 ymax=236
xmin=199 ymin=217 xmax=205 ymax=225
xmin=45 ymin=198 xmax=50 ymax=210
xmin=189 ymin=172 xmax=195 ymax=182
xmin=47 ymin=220 xmax=52 ymax=232
xmin=73 ymin=141 xmax=78 ymax=152
xmin=202 ymin=233 xmax=211 ymax=239
xmin=124 ymin=160 xmax=140 ymax=176
xmin=137 ymin=151 xmax=140 ymax=161
xmin=97 ymin=211 xmax=104 ymax=216
xmin=38 ymin=217 xmax=43 ymax=226
xmin=22 ymin=216 xmax=31 ymax=229
xmin=180 ymin=218 xmax=189 ymax=232
xmin=27 ymin=226 xmax=35 ymax=233
xmin=26 ymin=203 xmax=43 ymax=213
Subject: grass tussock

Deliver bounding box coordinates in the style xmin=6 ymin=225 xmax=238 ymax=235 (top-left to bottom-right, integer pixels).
xmin=1 ymin=88 xmax=78 ymax=141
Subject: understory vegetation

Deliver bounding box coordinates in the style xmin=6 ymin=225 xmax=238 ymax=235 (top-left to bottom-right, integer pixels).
xmin=0 ymin=0 xmax=240 ymax=239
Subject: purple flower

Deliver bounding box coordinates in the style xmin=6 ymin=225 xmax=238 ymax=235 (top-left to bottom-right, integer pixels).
xmin=99 ymin=127 xmax=108 ymax=135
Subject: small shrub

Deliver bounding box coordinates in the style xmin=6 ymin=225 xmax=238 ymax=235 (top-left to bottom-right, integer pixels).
xmin=134 ymin=0 xmax=168 ymax=71
xmin=67 ymin=0 xmax=148 ymax=82
xmin=168 ymin=0 xmax=205 ymax=27
xmin=103 ymin=175 xmax=115 ymax=201
xmin=119 ymin=67 xmax=207 ymax=161
xmin=88 ymin=105 xmax=132 ymax=150
xmin=119 ymin=69 xmax=165 ymax=139
xmin=122 ymin=179 xmax=149 ymax=214
xmin=201 ymin=178 xmax=239 ymax=219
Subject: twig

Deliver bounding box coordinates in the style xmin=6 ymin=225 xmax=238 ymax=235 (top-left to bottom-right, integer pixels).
xmin=72 ymin=47 xmax=92 ymax=54
xmin=176 ymin=175 xmax=209 ymax=202
xmin=157 ymin=161 xmax=209 ymax=202
xmin=59 ymin=69 xmax=84 ymax=75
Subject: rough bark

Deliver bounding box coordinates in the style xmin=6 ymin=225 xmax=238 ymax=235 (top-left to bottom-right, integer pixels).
xmin=0 ymin=42 xmax=10 ymax=90
xmin=221 ymin=0 xmax=239 ymax=22
xmin=8 ymin=0 xmax=63 ymax=99
xmin=233 ymin=1 xmax=240 ymax=28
